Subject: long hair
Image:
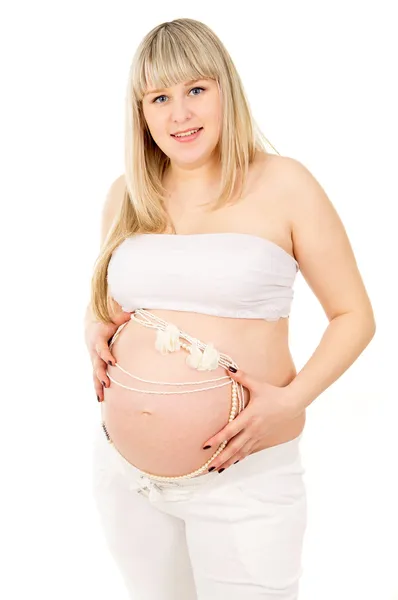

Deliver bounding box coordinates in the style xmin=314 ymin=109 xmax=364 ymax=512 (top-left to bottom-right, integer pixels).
xmin=91 ymin=18 xmax=279 ymax=322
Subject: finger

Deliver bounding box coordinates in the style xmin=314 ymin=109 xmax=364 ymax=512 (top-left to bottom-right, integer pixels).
xmin=91 ymin=352 xmax=112 ymax=388
xmin=202 ymin=408 xmax=251 ymax=450
xmin=207 ymin=431 xmax=250 ymax=472
xmin=93 ymin=372 xmax=105 ymax=402
xmin=95 ymin=360 xmax=112 ymax=389
xmin=213 ymin=440 xmax=256 ymax=472
xmin=227 ymin=366 xmax=256 ymax=390
xmin=95 ymin=340 xmax=116 ymax=367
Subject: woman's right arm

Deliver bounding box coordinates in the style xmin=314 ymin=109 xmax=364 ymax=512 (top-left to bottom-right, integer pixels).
xmin=84 ymin=174 xmax=130 ymax=401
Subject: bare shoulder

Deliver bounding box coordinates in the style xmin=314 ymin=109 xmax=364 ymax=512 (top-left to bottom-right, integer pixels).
xmin=272 ymin=156 xmax=348 ymax=254
xmin=251 ymin=152 xmax=302 ymax=199
xmin=100 ymin=174 xmax=126 ymax=246
xmin=257 ymin=154 xmax=344 ymax=237
xmin=255 ymin=153 xmax=313 ymax=189
xmin=263 ymin=155 xmax=375 ymax=323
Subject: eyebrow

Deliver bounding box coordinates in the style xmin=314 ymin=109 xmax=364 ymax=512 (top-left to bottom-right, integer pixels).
xmin=144 ymin=79 xmax=206 ymax=96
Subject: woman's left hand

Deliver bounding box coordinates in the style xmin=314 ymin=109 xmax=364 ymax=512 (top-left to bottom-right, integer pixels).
xmin=202 ymin=368 xmax=303 ymax=472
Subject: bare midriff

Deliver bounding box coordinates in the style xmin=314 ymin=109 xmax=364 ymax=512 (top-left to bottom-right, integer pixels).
xmin=100 ymin=309 xmax=306 ymax=478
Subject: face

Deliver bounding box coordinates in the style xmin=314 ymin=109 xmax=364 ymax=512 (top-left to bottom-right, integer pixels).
xmin=141 ymin=77 xmax=222 ymax=165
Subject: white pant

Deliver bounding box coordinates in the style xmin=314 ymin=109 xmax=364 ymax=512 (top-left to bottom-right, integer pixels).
xmin=91 ymin=424 xmax=307 ymax=600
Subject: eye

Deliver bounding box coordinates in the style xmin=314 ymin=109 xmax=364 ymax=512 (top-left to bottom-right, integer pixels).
xmin=152 ymin=87 xmax=205 ymax=104
xmin=190 ymin=86 xmax=205 ymax=96
xmin=153 ymin=94 xmax=167 ymax=104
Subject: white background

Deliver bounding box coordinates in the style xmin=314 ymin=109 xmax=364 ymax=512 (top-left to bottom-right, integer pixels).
xmin=1 ymin=1 xmax=397 ymax=599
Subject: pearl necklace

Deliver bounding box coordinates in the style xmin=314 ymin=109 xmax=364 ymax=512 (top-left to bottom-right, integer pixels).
xmin=102 ymin=309 xmax=245 ymax=482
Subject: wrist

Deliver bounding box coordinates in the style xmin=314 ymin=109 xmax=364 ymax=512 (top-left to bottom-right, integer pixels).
xmin=284 ymin=378 xmax=308 ymax=417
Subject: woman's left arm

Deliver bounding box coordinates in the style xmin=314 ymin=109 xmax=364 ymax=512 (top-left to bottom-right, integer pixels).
xmin=283 ymin=157 xmax=376 ymax=413
xmin=201 ymin=158 xmax=376 ymax=466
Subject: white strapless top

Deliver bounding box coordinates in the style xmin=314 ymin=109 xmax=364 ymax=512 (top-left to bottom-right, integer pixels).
xmin=107 ymin=232 xmax=299 ymax=321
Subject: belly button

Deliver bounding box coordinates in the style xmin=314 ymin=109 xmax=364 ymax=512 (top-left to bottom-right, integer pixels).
xmin=141 ymin=411 xmax=152 ymax=416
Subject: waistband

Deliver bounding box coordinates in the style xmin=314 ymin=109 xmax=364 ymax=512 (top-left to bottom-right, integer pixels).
xmin=95 ymin=422 xmax=304 ymax=491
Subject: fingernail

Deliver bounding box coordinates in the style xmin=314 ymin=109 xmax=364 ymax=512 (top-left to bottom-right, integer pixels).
xmin=203 ymin=445 xmax=211 ymax=450
xmin=234 ymin=460 xmax=239 ymax=464
xmin=228 ymin=366 xmax=237 ymax=373
xmin=208 ymin=467 xmax=216 ymax=472
xmin=218 ymin=468 xmax=225 ymax=473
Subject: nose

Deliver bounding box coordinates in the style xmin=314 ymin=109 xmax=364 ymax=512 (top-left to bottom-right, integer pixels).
xmin=170 ymin=97 xmax=194 ymax=123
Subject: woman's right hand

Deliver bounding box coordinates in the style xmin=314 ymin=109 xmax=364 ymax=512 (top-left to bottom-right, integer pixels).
xmin=86 ymin=311 xmax=131 ymax=402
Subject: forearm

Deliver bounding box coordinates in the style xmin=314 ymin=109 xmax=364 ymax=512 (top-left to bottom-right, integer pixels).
xmin=286 ymin=310 xmax=376 ymax=413
xmin=85 ymin=301 xmax=102 ymax=331
xmin=84 ymin=302 xmax=97 ymax=349
xmin=84 ymin=302 xmax=94 ymax=327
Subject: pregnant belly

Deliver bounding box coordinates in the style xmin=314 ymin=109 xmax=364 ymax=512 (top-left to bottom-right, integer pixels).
xmin=99 ymin=309 xmax=302 ymax=478
xmin=100 ymin=315 xmax=250 ymax=478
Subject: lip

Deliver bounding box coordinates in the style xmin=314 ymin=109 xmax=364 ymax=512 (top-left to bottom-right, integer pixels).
xmin=171 ymin=127 xmax=203 ymax=143
xmin=171 ymin=127 xmax=203 ymax=136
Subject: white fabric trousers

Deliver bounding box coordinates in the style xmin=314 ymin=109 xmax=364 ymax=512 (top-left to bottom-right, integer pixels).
xmin=91 ymin=424 xmax=307 ymax=600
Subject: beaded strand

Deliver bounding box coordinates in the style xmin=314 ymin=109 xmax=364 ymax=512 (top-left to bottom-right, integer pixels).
xmin=101 ymin=309 xmax=245 ymax=481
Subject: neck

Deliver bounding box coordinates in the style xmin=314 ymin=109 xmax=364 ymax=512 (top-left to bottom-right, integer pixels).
xmin=163 ymin=155 xmax=222 ymax=199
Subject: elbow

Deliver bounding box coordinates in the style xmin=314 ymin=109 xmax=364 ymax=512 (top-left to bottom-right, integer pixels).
xmin=358 ymin=309 xmax=376 ymax=344
xmin=368 ymin=316 xmax=376 ymax=341
xmin=337 ymin=307 xmax=376 ymax=344
xmin=364 ymin=303 xmax=376 ymax=338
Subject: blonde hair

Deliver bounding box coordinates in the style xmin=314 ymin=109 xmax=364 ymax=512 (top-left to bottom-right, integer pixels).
xmin=91 ymin=17 xmax=279 ymax=323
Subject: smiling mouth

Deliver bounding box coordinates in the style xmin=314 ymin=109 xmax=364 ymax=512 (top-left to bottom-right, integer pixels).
xmin=171 ymin=127 xmax=203 ymax=138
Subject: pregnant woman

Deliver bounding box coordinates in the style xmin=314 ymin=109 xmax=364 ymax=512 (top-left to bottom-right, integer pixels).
xmin=85 ymin=18 xmax=376 ymax=600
